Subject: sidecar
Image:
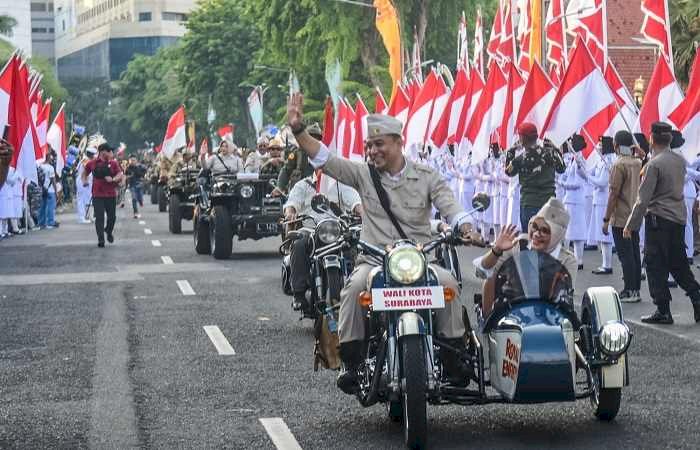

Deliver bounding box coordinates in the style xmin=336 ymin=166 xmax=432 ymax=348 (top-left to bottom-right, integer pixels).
xmin=478 ymin=251 xmax=631 ymax=419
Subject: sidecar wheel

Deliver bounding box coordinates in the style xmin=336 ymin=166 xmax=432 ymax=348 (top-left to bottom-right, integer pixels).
xmin=193 ymin=214 xmax=211 ymax=255
xmin=400 ymin=335 xmax=427 ymax=450
xmin=158 ymin=186 xmax=168 ymax=212
xmin=386 ymin=400 xmax=402 ymax=422
xmin=150 ymin=185 xmax=158 ymax=204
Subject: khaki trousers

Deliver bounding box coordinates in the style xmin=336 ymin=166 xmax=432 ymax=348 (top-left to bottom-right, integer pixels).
xmin=338 ymin=262 xmax=465 ymax=343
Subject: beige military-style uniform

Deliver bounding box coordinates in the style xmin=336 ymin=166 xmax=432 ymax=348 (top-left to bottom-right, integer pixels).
xmin=244 ymin=151 xmax=268 ymax=173
xmin=158 ymin=153 xmax=173 ymax=180
xmin=168 ymin=156 xmax=199 ymax=187
xmin=313 ymin=144 xmax=471 ymax=343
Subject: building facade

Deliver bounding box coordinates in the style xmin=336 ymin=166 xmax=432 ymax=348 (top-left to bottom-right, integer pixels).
xmin=0 ymin=0 xmax=32 ymax=56
xmin=55 ymin=0 xmax=196 ymax=82
xmin=31 ymin=1 xmax=56 ymax=65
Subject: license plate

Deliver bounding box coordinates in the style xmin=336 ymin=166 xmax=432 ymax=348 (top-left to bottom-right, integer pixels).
xmin=257 ymin=223 xmax=278 ymax=233
xmin=371 ymin=286 xmax=445 ymax=311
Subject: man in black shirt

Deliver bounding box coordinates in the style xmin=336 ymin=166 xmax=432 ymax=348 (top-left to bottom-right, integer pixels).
xmin=125 ymin=155 xmax=147 ymax=218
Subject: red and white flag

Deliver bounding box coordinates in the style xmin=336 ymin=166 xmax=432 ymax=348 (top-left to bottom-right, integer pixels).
xmin=604 ymin=62 xmax=638 ymax=112
xmin=497 ymin=1 xmax=517 ymax=63
xmin=641 ymin=0 xmax=673 ymax=69
xmin=517 ymin=0 xmax=532 ymax=72
xmin=375 ymin=87 xmax=388 ymax=114
xmin=217 ymin=123 xmax=234 ymax=142
xmin=473 ymin=8 xmax=485 ymax=77
xmin=335 ymin=99 xmax=356 ymax=159
xmin=464 ymin=61 xmax=509 ymax=164
xmin=566 ymin=0 xmax=608 ymax=69
xmin=352 ymin=95 xmax=369 ymax=161
xmin=36 ymin=97 xmax=51 ymax=158
xmin=546 ymin=0 xmax=568 ymax=71
xmin=541 ymin=37 xmax=616 ymax=145
xmin=46 ymin=102 xmax=66 ymax=173
xmin=516 ymin=62 xmax=556 ymax=132
xmin=404 ymin=71 xmax=446 ymax=150
xmin=487 ymin=1 xmax=504 ymax=64
xmin=458 ymin=11 xmax=470 ymax=68
xmin=0 ymin=53 xmax=17 ymax=132
xmin=387 ymin=84 xmax=411 ymax=126
xmin=669 ymin=48 xmax=700 ymax=161
xmin=455 ymin=67 xmax=486 ymax=152
xmin=431 ymin=67 xmax=470 ymax=148
xmin=161 ymin=106 xmax=186 ymax=159
xmin=499 ymin=61 xmax=527 ymax=149
xmin=634 ymin=55 xmax=683 ymax=135
xmin=8 ymin=58 xmax=41 ymax=183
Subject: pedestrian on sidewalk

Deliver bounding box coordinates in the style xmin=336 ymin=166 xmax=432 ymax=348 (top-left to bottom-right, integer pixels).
xmin=603 ymin=131 xmax=642 ymax=303
xmin=82 ymin=143 xmax=124 ymax=247
xmin=624 ymin=122 xmax=700 ymax=324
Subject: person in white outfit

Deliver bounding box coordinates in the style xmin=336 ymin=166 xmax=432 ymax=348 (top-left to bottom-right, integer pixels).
xmin=680 ymin=156 xmax=700 ymax=261
xmin=456 ymin=156 xmax=475 ymax=214
xmin=496 ymin=152 xmax=510 ymax=228
xmin=76 ymin=147 xmax=96 ymax=223
xmin=588 ymin=148 xmax=616 ymax=274
xmin=506 ymin=147 xmax=522 ymax=231
xmin=489 ymin=147 xmax=503 ymax=236
xmin=10 ymin=173 xmax=23 ymax=233
xmin=0 ymin=168 xmax=18 ymax=238
xmin=479 ymin=157 xmax=495 ymax=242
xmin=561 ymin=148 xmax=588 ymax=269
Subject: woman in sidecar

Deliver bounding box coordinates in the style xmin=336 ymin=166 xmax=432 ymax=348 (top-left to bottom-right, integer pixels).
xmin=473 ymin=197 xmax=578 ymax=316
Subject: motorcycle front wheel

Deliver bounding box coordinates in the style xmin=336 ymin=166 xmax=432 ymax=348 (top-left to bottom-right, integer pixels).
xmin=400 ymin=335 xmax=427 ymax=449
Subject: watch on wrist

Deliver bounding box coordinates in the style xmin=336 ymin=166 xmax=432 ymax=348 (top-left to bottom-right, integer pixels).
xmin=491 ymin=246 xmax=503 ymax=257
xmin=290 ymin=122 xmax=306 ymax=136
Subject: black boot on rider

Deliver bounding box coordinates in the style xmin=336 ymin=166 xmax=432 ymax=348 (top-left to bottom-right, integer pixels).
xmin=292 ymin=292 xmax=309 ymax=312
xmin=440 ymin=337 xmax=474 ymax=387
xmin=337 ymin=341 xmax=364 ymax=395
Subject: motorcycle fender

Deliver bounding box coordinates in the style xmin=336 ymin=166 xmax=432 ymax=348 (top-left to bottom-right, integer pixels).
xmin=396 ymin=312 xmax=426 ymax=338
xmin=322 ymin=254 xmax=341 ymax=270
xmin=584 ymin=287 xmax=628 ymax=388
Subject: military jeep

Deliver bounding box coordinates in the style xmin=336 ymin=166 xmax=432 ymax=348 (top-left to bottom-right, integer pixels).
xmin=167 ymin=167 xmax=199 ymax=233
xmin=193 ymin=171 xmax=284 ymax=259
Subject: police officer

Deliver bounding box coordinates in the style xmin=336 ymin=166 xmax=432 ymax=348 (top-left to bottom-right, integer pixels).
xmin=624 ymin=122 xmax=700 ymax=324
xmin=287 ymin=93 xmax=479 ymax=394
xmin=273 ymin=123 xmax=320 ymax=195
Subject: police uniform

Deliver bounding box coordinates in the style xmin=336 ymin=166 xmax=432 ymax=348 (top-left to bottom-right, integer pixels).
xmin=308 ymin=115 xmax=473 ymax=347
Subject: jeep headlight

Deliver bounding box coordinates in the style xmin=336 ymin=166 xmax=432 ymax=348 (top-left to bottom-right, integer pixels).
xmin=599 ymin=321 xmax=631 ymax=357
xmin=388 ymin=246 xmax=425 ymax=285
xmin=214 ymin=181 xmax=230 ymax=192
xmin=316 ymin=219 xmax=341 ymax=245
xmin=240 ymin=184 xmax=254 ymax=199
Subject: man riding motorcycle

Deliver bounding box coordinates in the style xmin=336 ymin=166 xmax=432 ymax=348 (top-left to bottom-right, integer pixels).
xmin=283 ymin=170 xmax=363 ymax=313
xmin=287 ymin=92 xmax=479 ymax=394
xmin=473 ymin=197 xmax=578 ymax=315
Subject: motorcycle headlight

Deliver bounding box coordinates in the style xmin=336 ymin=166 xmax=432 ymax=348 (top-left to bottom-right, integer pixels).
xmin=240 ymin=184 xmax=254 ymax=199
xmin=316 ymin=219 xmax=341 ymax=245
xmin=599 ymin=321 xmax=631 ymax=357
xmin=388 ymin=246 xmax=425 ymax=285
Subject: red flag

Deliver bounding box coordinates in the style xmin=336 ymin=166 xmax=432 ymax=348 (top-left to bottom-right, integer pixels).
xmin=634 ymin=56 xmax=683 ymax=135
xmin=36 ymin=98 xmax=51 ymax=158
xmin=641 ymin=0 xmax=673 ymax=69
xmin=374 ymin=87 xmax=388 ymax=114
xmin=487 ymin=1 xmax=504 ymax=64
xmin=8 ymin=58 xmax=41 ymax=182
xmin=516 ymin=62 xmax=556 ymax=132
xmin=352 ymin=96 xmax=369 ymax=161
xmin=0 ymin=53 xmax=17 ymax=132
xmin=669 ymin=48 xmax=700 ymax=161
xmin=387 ymin=84 xmax=410 ymax=125
xmin=546 ymin=0 xmax=568 ymax=71
xmin=473 ymin=8 xmax=485 ymax=77
xmin=161 ymin=106 xmax=186 ymax=158
xmin=217 ymin=123 xmax=234 ymax=142
xmin=321 ymin=96 xmax=334 ymax=146
xmin=455 ymin=67 xmax=485 ymax=148
xmin=517 ymin=0 xmax=532 ymax=72
xmin=566 ymin=0 xmax=608 ymax=69
xmin=46 ymin=102 xmax=66 ymax=173
xmin=541 ymin=37 xmax=616 ymax=145
xmin=499 ymin=62 xmax=526 ymax=149
xmin=404 ymin=71 xmax=447 ymax=150
xmin=497 ymin=1 xmax=516 ymax=63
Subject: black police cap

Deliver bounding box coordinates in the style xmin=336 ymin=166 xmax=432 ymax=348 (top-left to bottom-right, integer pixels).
xmin=651 ymin=121 xmax=673 ymax=134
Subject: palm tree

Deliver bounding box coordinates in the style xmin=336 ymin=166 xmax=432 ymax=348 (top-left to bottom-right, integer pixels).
xmin=0 ymin=15 xmax=17 ymax=36
xmin=671 ymin=0 xmax=700 ymax=87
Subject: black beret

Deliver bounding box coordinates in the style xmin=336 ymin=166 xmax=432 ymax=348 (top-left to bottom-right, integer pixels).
xmin=614 ymin=130 xmax=634 ymax=147
xmin=651 ymin=121 xmax=672 ymax=134
xmin=97 ymin=143 xmax=114 ymax=153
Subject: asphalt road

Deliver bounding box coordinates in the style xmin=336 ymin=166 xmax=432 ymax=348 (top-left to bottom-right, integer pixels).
xmin=2 ymin=198 xmax=700 ymax=449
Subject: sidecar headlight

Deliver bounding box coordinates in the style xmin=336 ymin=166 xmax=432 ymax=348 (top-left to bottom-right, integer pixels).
xmin=316 ymin=219 xmax=341 ymax=245
xmin=214 ymin=182 xmax=229 ymax=192
xmin=240 ymin=185 xmax=254 ymax=198
xmin=388 ymin=246 xmax=425 ymax=285
xmin=599 ymin=321 xmax=631 ymax=357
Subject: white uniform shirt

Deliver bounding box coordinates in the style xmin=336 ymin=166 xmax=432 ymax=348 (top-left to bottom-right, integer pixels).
xmin=206 ymin=153 xmax=243 ymax=175
xmin=284 ymin=176 xmax=361 ymax=228
xmin=40 ymin=163 xmax=56 ymax=194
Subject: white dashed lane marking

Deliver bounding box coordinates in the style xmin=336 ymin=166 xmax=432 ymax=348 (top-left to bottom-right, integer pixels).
xmin=144 ymin=228 xmax=153 ymax=235
xmin=151 ymin=240 xmax=161 ymax=247
xmin=161 ymin=256 xmax=174 ymax=265
xmin=259 ymin=418 xmax=303 ymax=450
xmin=203 ymin=325 xmax=236 ymax=355
xmin=138 ymin=220 xmax=146 ymax=225
xmin=176 ymin=280 xmax=195 ymax=296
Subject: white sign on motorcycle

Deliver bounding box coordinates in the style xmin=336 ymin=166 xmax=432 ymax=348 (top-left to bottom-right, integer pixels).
xmin=371 ymin=286 xmax=445 ymax=311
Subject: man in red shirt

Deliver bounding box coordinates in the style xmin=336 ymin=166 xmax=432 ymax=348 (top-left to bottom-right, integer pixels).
xmin=82 ymin=143 xmax=124 ymax=247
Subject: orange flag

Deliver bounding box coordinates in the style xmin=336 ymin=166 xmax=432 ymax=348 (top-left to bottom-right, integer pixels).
xmin=529 ymin=0 xmax=542 ymax=67
xmin=374 ymin=0 xmax=402 ymax=96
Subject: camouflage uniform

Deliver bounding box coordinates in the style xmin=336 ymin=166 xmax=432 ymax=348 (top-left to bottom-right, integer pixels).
xmin=167 ymin=155 xmax=199 ymax=188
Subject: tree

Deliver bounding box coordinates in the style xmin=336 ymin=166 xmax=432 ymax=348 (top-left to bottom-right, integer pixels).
xmin=178 ymin=0 xmax=261 ymax=144
xmin=0 ymin=14 xmax=17 ymax=36
xmin=671 ymin=0 xmax=699 ymax=87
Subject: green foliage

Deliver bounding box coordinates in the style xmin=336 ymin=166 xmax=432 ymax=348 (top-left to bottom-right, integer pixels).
xmin=671 ymin=0 xmax=699 ymax=87
xmin=0 ymin=14 xmax=17 ymax=36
